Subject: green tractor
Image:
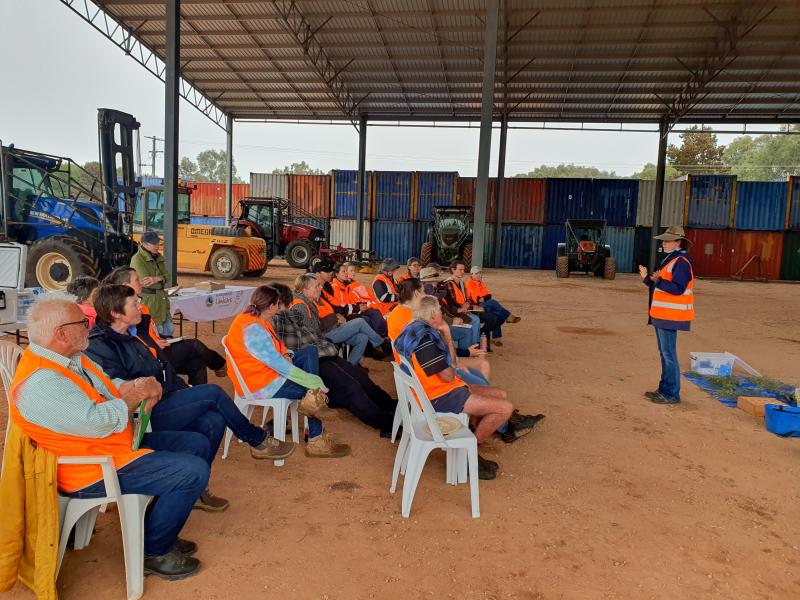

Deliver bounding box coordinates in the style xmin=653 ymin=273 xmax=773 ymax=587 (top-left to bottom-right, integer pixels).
xmin=556 ymin=219 xmax=616 ymax=280
xmin=420 ymin=206 xmax=473 ymax=267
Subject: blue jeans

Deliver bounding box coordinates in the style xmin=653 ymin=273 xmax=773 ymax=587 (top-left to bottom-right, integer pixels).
xmin=481 ymin=299 xmax=511 ymax=339
xmin=66 ymin=431 xmax=210 ymax=556
xmin=274 ymin=346 xmax=323 ymax=438
xmin=351 ymin=308 xmax=387 ymax=337
xmin=156 ymin=318 xmax=174 ymax=338
xmin=326 ymin=317 xmax=384 ymax=365
xmin=151 ymin=383 xmax=266 ymax=464
xmin=655 ymin=327 xmax=681 ymax=401
xmin=450 ymin=314 xmax=480 ymax=351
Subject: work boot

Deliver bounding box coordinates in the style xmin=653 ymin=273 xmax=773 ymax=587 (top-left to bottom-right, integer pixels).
xmin=250 ymin=436 xmax=296 ymax=460
xmin=174 ymin=538 xmax=198 ymax=557
xmin=493 ymin=340 xmax=504 ymax=347
xmin=507 ymin=315 xmax=522 ymax=323
xmin=299 ymin=388 xmax=328 ymax=416
xmin=645 ymin=391 xmax=680 ymax=404
xmin=478 ymin=455 xmax=498 ymax=480
xmin=509 ymin=411 xmax=545 ymax=431
xmin=144 ymin=547 xmax=200 ymax=581
xmin=193 ymin=489 xmax=229 ymax=512
xmin=305 ymin=433 xmax=351 ymax=458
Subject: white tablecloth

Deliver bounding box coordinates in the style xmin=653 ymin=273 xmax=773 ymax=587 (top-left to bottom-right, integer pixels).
xmin=169 ymin=286 xmax=256 ymax=323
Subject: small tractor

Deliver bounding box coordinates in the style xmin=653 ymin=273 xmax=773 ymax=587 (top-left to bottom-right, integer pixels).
xmin=555 ymin=219 xmax=616 ymax=280
xmin=420 ymin=206 xmax=474 ymax=267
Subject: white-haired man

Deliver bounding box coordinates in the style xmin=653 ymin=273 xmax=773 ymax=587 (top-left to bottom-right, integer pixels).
xmin=8 ymin=293 xmax=209 ymax=580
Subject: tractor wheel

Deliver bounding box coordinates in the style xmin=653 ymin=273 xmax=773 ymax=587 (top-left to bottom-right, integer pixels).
xmin=285 ymin=240 xmax=315 ymax=268
xmin=462 ymin=244 xmax=473 ymax=269
xmin=210 ymin=248 xmax=243 ymax=280
xmin=308 ymin=255 xmax=323 ymax=272
xmin=26 ymin=236 xmax=100 ymax=291
xmin=555 ymin=256 xmax=570 ymax=278
xmin=603 ymin=257 xmax=617 ymax=280
xmin=242 ymin=266 xmax=268 ymax=278
xmin=420 ymin=242 xmax=434 ymax=266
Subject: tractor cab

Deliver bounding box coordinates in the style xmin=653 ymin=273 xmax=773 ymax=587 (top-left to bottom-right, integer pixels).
xmin=420 ymin=206 xmax=474 ymax=268
xmin=556 ymin=219 xmax=616 ymax=279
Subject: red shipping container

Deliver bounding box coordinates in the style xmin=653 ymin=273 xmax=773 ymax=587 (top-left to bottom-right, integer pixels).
xmin=288 ymin=174 xmax=331 ymax=218
xmin=189 ymin=182 xmax=250 ymax=217
xmin=685 ymin=228 xmax=732 ymax=278
xmin=730 ymin=231 xmax=784 ymax=281
xmin=455 ymin=177 xmax=497 ymax=222
xmin=502 ymin=178 xmax=546 ymax=223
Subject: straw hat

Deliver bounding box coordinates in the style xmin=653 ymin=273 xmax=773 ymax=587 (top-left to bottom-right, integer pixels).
xmin=425 ymin=415 xmax=462 ymax=436
xmin=419 ymin=267 xmax=441 ymax=282
xmin=653 ymin=225 xmax=690 ymax=242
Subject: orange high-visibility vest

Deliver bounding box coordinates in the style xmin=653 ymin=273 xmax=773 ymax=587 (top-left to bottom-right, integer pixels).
xmin=9 ymin=350 xmax=151 ymax=492
xmin=226 ymin=312 xmax=286 ymax=396
xmin=371 ymin=273 xmax=399 ymax=314
xmin=465 ymin=277 xmax=490 ymax=304
xmin=139 ymin=304 xmax=161 ymax=341
xmin=410 ymin=350 xmax=466 ymax=402
xmin=290 ymin=296 xmax=334 ymax=320
xmin=649 ymin=256 xmax=695 ymax=324
xmin=446 ymin=278 xmax=468 ymax=306
xmin=349 ymin=280 xmax=393 ymax=316
xmin=397 ymin=273 xmax=415 ymax=282
xmin=327 ymin=278 xmax=357 ymax=307
xmin=387 ymin=304 xmax=413 ymax=364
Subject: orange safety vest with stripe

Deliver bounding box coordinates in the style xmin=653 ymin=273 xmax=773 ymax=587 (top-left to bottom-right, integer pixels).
xmin=465 ymin=277 xmax=490 ymax=304
xmin=445 ymin=278 xmax=468 ymax=307
xmin=648 ymin=256 xmax=695 ymax=324
xmin=226 ymin=312 xmax=286 ymax=396
xmin=9 ymin=350 xmax=151 ymax=492
xmin=290 ymin=296 xmax=334 ymax=320
xmin=327 ymin=278 xmax=358 ymax=308
xmin=410 ymin=350 xmax=466 ymax=402
xmin=397 ymin=273 xmax=415 ymax=282
xmin=348 ymin=280 xmax=394 ymax=316
xmin=371 ymin=273 xmax=399 ymax=314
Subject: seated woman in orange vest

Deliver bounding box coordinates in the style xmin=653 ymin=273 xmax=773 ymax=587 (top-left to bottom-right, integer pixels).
xmin=397 ymin=256 xmax=421 ymax=282
xmin=443 ymin=260 xmax=502 ymax=346
xmin=67 ymin=276 xmax=100 ymax=328
xmin=464 ymin=265 xmax=521 ymax=346
xmin=10 ymin=293 xmax=209 ymax=580
xmin=370 ymin=258 xmax=400 ymax=313
xmin=323 ymin=261 xmax=389 ymax=339
xmin=227 ymin=285 xmax=351 ymax=459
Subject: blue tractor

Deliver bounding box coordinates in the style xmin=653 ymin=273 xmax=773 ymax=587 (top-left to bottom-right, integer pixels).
xmin=0 ymin=109 xmax=138 ymax=290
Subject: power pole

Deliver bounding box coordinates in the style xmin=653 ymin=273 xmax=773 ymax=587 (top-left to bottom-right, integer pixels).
xmin=144 ymin=135 xmax=164 ymax=177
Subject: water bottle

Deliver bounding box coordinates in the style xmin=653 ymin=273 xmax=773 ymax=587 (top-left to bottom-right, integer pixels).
xmin=479 ymin=334 xmax=487 ymax=351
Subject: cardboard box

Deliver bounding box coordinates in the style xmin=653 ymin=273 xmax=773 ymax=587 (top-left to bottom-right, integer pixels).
xmin=195 ymin=281 xmax=225 ymax=292
xmin=737 ymin=396 xmax=787 ymax=417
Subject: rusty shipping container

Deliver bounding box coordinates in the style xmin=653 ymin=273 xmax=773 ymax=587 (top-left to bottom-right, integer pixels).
xmin=189 ymin=182 xmax=250 ymax=216
xmin=287 ymin=174 xmax=330 ymax=218
xmin=454 ymin=177 xmax=497 ymax=222
xmin=502 ymin=178 xmax=546 ymax=223
xmin=730 ymin=231 xmax=784 ymax=281
xmin=685 ymin=228 xmax=732 ymax=278
xmin=781 ymin=231 xmax=800 ymax=280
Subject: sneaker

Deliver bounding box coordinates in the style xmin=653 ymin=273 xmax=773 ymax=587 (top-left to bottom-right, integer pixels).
xmin=299 ymin=388 xmax=328 ymax=416
xmin=645 ymin=391 xmax=680 ymax=404
xmin=144 ymin=547 xmax=200 ymax=581
xmin=478 ymin=455 xmax=498 ymax=480
xmin=507 ymin=315 xmax=521 ymax=323
xmin=250 ymin=436 xmax=296 ymax=460
xmin=174 ymin=538 xmax=198 ymax=557
xmin=193 ymin=490 xmax=229 ymax=512
xmin=509 ymin=411 xmax=545 ymax=431
xmin=493 ymin=340 xmax=504 ymax=347
xmin=305 ymin=433 xmax=351 ymax=458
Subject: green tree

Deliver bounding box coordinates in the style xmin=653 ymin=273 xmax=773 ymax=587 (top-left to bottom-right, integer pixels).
xmin=271 ymin=161 xmax=327 ymax=175
xmin=630 ymin=162 xmax=681 ymax=180
xmin=178 ymin=150 xmax=244 ymax=183
xmin=513 ymin=163 xmax=621 ymax=178
xmin=666 ymin=126 xmax=727 ymax=175
xmin=724 ymin=125 xmax=800 ymax=180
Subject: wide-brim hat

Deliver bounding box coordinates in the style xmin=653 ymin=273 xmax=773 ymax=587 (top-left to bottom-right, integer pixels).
xmin=380 ymin=258 xmax=399 ymax=272
xmin=419 ymin=267 xmax=441 ymax=281
xmin=653 ymin=225 xmax=690 ymax=243
xmin=141 ymin=231 xmax=160 ymax=245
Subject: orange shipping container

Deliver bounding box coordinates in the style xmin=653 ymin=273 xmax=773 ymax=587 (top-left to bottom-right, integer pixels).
xmin=189 ymin=182 xmax=250 ymax=217
xmin=502 ymin=178 xmax=546 ymax=223
xmin=455 ymin=177 xmax=497 ymax=222
xmin=730 ymin=231 xmax=784 ymax=281
xmin=288 ymin=174 xmax=331 ymax=218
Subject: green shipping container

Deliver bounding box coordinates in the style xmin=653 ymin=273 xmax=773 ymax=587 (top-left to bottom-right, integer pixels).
xmin=781 ymin=231 xmax=800 ymax=280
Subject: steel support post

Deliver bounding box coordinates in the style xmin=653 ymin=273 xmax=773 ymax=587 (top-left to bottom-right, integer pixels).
xmin=163 ymin=0 xmax=180 ymax=286
xmin=225 ymin=114 xmax=233 ymax=223
xmin=493 ymin=114 xmax=508 ymax=267
xmin=356 ymin=114 xmax=368 ymax=249
xmin=649 ymin=118 xmax=669 ymax=272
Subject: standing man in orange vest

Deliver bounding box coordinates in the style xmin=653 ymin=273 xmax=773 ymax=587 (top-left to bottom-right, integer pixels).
xmin=9 ymin=293 xmax=210 ymax=580
xmin=639 ymin=226 xmax=695 ymax=405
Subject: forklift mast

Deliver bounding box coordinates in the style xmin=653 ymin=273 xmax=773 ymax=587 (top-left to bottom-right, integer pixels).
xmin=97 ymin=108 xmax=140 ymax=235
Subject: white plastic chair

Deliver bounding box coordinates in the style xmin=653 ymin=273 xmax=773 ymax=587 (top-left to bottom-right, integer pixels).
xmin=0 ymin=340 xmax=23 ymax=446
xmin=221 ymin=336 xmax=300 ymax=467
xmin=390 ymin=357 xmax=479 ymax=518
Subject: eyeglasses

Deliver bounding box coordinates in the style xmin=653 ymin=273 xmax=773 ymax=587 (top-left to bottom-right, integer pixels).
xmin=59 ymin=318 xmax=90 ymax=330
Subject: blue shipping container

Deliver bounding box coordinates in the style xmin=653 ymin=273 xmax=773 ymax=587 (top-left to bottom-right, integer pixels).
xmin=373 ymin=171 xmax=413 ymax=221
xmin=415 ymin=171 xmax=457 ymax=221
xmin=686 ymin=175 xmax=735 ymax=229
xmin=499 ymin=224 xmax=543 ymax=269
xmin=789 ymin=177 xmax=800 ymax=230
xmin=189 ymin=215 xmax=225 ymax=226
xmin=734 ymin=181 xmax=788 ymax=231
xmin=332 ymin=170 xmax=369 ymax=219
xmin=545 ymin=178 xmax=594 ymax=224
xmin=371 ymin=221 xmax=415 ymax=263
xmin=591 ymin=179 xmax=639 ymax=227
xmin=541 ymin=224 xmax=567 ymax=270
xmin=604 ymin=226 xmax=635 ymax=272
xmin=413 ymin=221 xmax=431 ymax=259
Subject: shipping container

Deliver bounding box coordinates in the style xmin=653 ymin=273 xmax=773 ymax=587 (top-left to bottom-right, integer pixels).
xmin=685 ymin=228 xmax=733 ymax=278
xmin=454 ymin=177 xmax=497 ymax=222
xmin=685 ymin=175 xmax=736 ymax=229
xmin=287 ymin=174 xmax=330 ymax=218
xmin=371 ymin=221 xmax=415 ymax=262
xmin=635 ymin=180 xmax=686 ymax=227
xmin=730 ymin=231 xmax=784 ymax=281
xmin=329 ymin=219 xmax=370 ymax=250
xmin=250 ymin=173 xmax=287 ymax=198
xmin=780 ymin=231 xmax=800 ymax=280
xmin=541 ymin=224 xmax=567 ymax=270
xmin=415 ymin=171 xmax=457 ymax=221
xmin=633 ymin=226 xmax=655 ymax=271
xmin=501 ymin=178 xmax=546 ymax=223
xmin=591 ymin=179 xmax=639 ymax=227
xmin=412 ymin=221 xmax=431 ymax=260
xmin=499 ymin=224 xmax=543 ymax=269
xmin=481 ymin=223 xmax=496 ymax=266
xmin=788 ymin=176 xmax=800 ymax=230
xmin=604 ymin=226 xmax=635 ymax=272
xmin=331 ymin=170 xmax=370 ymax=219
xmin=545 ymin=178 xmax=594 ymax=224
xmin=733 ymin=181 xmax=787 ymax=231
xmin=372 ymin=171 xmax=413 ymax=221
xmin=189 ymin=215 xmax=225 ymax=226
xmin=188 ymin=182 xmax=250 ymax=217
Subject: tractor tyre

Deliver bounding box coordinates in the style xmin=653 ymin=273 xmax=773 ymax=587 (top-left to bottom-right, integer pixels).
xmin=243 ymin=266 xmax=268 ymax=278
xmin=420 ymin=242 xmax=434 ymax=266
xmin=26 ymin=236 xmax=100 ymax=291
xmin=210 ymin=248 xmax=243 ymax=280
xmin=555 ymin=256 xmax=570 ymax=278
xmin=603 ymin=257 xmax=617 ymax=280
xmin=462 ymin=244 xmax=473 ymax=269
xmin=308 ymin=255 xmax=323 ymax=271
xmin=285 ymin=240 xmax=315 ymax=269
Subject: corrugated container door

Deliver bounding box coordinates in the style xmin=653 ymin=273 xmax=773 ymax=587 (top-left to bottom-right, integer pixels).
xmin=501 ymin=178 xmax=546 ymax=223
xmin=734 ymin=181 xmax=787 ymax=231
xmin=371 ymin=221 xmax=414 ymax=262
xmin=604 ymin=226 xmax=635 ymax=272
xmin=250 ymin=173 xmax=287 ymax=198
xmin=634 ymin=227 xmax=655 ymax=270
xmin=454 ymin=177 xmax=497 ymax=222
xmin=780 ymin=231 xmax=800 ymax=280
xmin=329 ymin=219 xmax=370 ymax=250
xmin=545 ymin=178 xmax=593 ymax=223
xmin=415 ymin=172 xmax=457 ymax=220
xmin=635 ymin=180 xmax=686 ymax=227
xmin=686 ymin=175 xmax=736 ymax=229
xmin=188 ymin=182 xmax=251 ymax=217
xmin=499 ymin=224 xmax=543 ymax=269
xmin=287 ymin=174 xmax=331 ymax=218
xmin=373 ymin=171 xmax=413 ymax=221
xmin=592 ymin=179 xmax=639 ymax=226
xmin=541 ymin=224 xmax=566 ymax=270
xmin=332 ymin=170 xmax=370 ymax=219
xmin=685 ymin=228 xmax=732 ymax=277
xmin=730 ymin=231 xmax=784 ymax=281
xmin=788 ymin=176 xmax=800 ymax=230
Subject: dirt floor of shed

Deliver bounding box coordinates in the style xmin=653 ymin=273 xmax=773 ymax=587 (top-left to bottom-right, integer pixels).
xmin=2 ymin=263 xmax=799 ymax=599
